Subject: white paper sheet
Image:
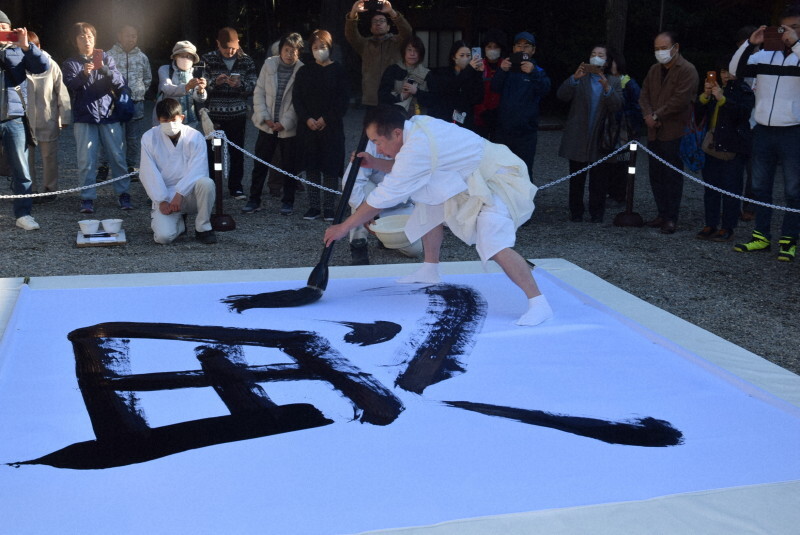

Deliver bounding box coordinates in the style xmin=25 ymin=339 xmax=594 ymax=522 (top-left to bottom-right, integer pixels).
xmin=1 ymin=270 xmax=799 ymax=534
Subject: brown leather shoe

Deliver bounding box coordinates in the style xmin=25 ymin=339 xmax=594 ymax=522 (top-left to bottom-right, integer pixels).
xmin=660 ymin=220 xmax=676 ymax=234
xmin=646 ymin=216 xmax=665 ymax=228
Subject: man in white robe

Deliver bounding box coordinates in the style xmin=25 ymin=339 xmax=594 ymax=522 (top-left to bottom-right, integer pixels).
xmin=140 ymin=98 xmax=217 ymax=244
xmin=324 ymin=105 xmax=552 ymax=326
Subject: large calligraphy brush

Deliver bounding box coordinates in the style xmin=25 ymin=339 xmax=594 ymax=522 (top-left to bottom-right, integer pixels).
xmin=223 ymin=131 xmax=369 ymax=311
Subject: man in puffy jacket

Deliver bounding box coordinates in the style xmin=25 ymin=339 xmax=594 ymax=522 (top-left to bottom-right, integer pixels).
xmin=491 ymin=32 xmax=551 ymax=181
xmin=0 ymin=11 xmax=49 ymax=230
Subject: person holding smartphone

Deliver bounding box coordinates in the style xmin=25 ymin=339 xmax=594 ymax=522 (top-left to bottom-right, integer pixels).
xmin=730 ymin=6 xmax=800 ymax=261
xmin=0 ymin=10 xmax=49 ymax=230
xmin=62 ymin=22 xmax=133 ymax=214
xmin=156 ymin=41 xmax=207 ymax=131
xmin=427 ymin=40 xmax=483 ymax=131
xmin=200 ymin=27 xmax=258 ymax=200
xmin=377 ymin=35 xmax=434 ymax=117
xmin=345 ymin=0 xmax=412 ymax=107
xmin=557 ymin=45 xmax=622 ymax=224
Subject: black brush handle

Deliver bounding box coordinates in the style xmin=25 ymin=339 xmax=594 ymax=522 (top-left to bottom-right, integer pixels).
xmin=307 ymin=130 xmax=370 ymax=289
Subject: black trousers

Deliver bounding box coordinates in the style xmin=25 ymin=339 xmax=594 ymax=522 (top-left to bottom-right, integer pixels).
xmin=568 ymin=159 xmax=611 ymax=220
xmin=250 ymin=131 xmax=298 ymax=205
xmin=647 ymin=138 xmax=684 ymax=222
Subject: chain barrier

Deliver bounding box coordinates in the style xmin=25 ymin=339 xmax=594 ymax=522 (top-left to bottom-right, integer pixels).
xmin=4 ymin=133 xmax=799 ymax=214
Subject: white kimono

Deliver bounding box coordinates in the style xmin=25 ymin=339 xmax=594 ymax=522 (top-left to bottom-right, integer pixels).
xmin=366 ymin=116 xmax=537 ymax=261
xmin=139 ymin=124 xmax=209 ymax=207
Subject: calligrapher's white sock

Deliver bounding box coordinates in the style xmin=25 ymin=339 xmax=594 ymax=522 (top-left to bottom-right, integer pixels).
xmin=515 ymin=295 xmax=553 ymax=326
xmin=396 ymin=262 xmax=441 ymax=284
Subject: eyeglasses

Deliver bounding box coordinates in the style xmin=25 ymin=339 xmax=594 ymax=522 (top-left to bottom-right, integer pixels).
xmin=372 ymin=19 xmax=388 ymax=25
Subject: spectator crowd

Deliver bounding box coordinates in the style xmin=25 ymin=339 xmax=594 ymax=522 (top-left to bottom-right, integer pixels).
xmin=1 ymin=1 xmax=799 ymax=265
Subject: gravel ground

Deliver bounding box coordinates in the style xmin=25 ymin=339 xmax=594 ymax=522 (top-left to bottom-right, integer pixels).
xmin=2 ymin=106 xmax=798 ymax=375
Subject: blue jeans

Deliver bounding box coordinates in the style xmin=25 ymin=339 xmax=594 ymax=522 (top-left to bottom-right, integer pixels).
xmin=702 ymin=153 xmax=745 ymax=230
xmin=74 ymin=122 xmax=130 ymax=200
xmin=751 ymin=124 xmax=800 ymax=239
xmin=0 ymin=118 xmax=33 ymax=218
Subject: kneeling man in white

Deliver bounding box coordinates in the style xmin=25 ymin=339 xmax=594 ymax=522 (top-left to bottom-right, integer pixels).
xmin=140 ymin=97 xmax=216 ymax=244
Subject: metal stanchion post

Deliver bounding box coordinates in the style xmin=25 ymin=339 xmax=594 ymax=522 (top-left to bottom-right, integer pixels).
xmin=613 ymin=141 xmax=644 ymax=227
xmin=210 ymin=136 xmax=236 ymax=232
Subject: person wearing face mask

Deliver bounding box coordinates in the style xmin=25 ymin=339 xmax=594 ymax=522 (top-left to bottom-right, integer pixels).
xmin=377 ymin=35 xmax=434 ymax=118
xmin=139 ymin=98 xmax=217 ymax=245
xmin=474 ymin=29 xmax=507 ymax=140
xmin=156 ymin=41 xmax=207 ymax=132
xmin=428 ymin=40 xmax=484 ymax=131
xmin=557 ymin=45 xmax=622 ymax=223
xmin=639 ymin=31 xmax=699 ymax=235
xmin=293 ymin=29 xmax=349 ymax=222
xmin=244 ymin=32 xmax=305 ymax=216
xmin=200 ymin=27 xmax=258 ymax=200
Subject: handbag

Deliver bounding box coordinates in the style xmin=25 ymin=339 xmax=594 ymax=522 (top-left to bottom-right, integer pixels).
xmin=702 ymin=130 xmax=736 ymax=161
xmin=679 ymin=105 xmax=707 ymax=172
xmin=109 ymin=86 xmax=135 ymax=123
xmin=598 ymin=110 xmax=630 ymax=162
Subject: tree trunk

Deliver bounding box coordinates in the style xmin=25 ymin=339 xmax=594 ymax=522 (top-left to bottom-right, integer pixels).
xmin=605 ymin=0 xmax=629 ymax=56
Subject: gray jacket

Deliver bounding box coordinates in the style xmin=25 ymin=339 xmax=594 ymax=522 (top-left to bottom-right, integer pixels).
xmin=557 ymin=73 xmax=622 ymax=162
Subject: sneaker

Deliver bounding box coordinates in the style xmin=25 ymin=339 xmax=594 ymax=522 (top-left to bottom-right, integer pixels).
xmin=323 ymin=209 xmax=335 ymax=222
xmin=15 ymin=215 xmax=40 ymax=231
xmin=711 ymin=228 xmax=734 ymax=242
xmin=241 ymin=201 xmax=261 ymax=214
xmin=777 ymin=236 xmax=797 ymax=262
xmin=733 ymin=230 xmax=771 ymax=252
xmin=231 ymin=190 xmax=247 ymax=200
xmin=95 ymin=165 xmax=109 ymax=183
xmin=118 ymin=193 xmax=133 ymax=210
xmin=280 ymin=202 xmax=293 ymax=216
xmin=128 ymin=166 xmax=139 ymax=182
xmin=695 ymin=226 xmax=716 ymax=240
xmin=195 ymin=230 xmax=217 ymax=244
xmin=303 ymin=208 xmax=321 ymax=220
xmin=79 ymin=199 xmax=94 ymax=214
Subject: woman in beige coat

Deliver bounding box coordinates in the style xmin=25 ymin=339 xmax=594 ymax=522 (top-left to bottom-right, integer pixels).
xmin=25 ymin=32 xmax=71 ymax=199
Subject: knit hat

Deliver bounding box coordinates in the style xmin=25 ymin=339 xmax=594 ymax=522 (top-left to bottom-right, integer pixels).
xmin=514 ymin=31 xmax=535 ymax=46
xmin=0 ymin=10 xmax=11 ymax=26
xmin=171 ymin=41 xmax=200 ymax=63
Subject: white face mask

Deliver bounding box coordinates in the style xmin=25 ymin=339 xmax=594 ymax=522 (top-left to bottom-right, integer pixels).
xmin=159 ymin=119 xmax=182 ymax=137
xmin=655 ymin=45 xmax=675 ymax=65
xmin=455 ymin=56 xmax=470 ymax=69
xmin=313 ymin=48 xmax=330 ymax=62
xmin=175 ymin=57 xmax=193 ymax=71
xmin=589 ymin=56 xmax=606 ymax=67
xmin=485 ymin=49 xmax=501 ymax=61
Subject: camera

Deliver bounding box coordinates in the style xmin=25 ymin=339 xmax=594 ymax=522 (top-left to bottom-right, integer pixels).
xmin=406 ymin=78 xmax=416 ymax=85
xmin=509 ymin=52 xmax=530 ymax=72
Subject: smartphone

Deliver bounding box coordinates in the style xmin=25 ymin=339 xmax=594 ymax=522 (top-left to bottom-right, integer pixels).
xmin=406 ymin=78 xmax=417 ymax=85
xmin=192 ymin=62 xmax=206 ymax=80
xmin=705 ymin=71 xmax=717 ymax=85
xmin=0 ymin=30 xmax=18 ymax=42
xmin=92 ymin=49 xmax=104 ymax=70
xmin=471 ymin=47 xmax=482 ymax=60
xmin=763 ymin=26 xmax=785 ymax=51
xmin=364 ymin=0 xmax=380 ymax=11
xmin=580 ymin=62 xmax=603 ymax=75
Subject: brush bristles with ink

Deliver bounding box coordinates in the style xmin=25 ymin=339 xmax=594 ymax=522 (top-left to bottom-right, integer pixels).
xmin=222 ymin=286 xmax=323 ymax=312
